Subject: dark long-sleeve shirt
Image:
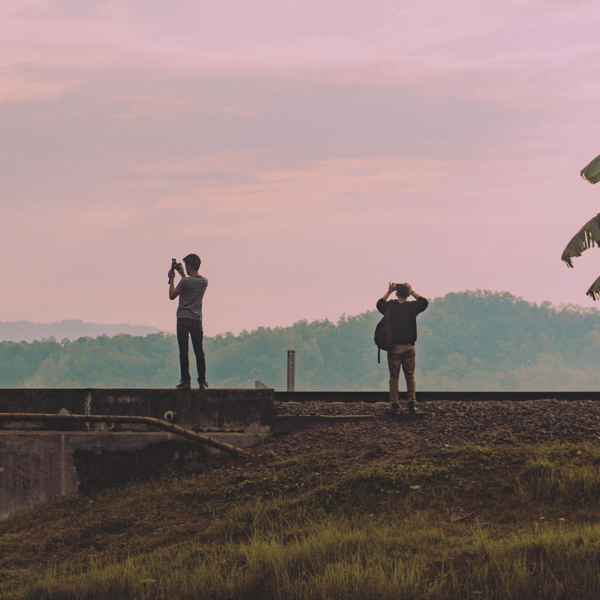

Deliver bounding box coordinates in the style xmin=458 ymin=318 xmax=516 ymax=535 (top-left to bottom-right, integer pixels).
xmin=376 ymin=297 xmax=429 ymax=345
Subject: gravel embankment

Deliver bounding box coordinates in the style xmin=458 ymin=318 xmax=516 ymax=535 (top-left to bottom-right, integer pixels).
xmin=260 ymin=400 xmax=600 ymax=464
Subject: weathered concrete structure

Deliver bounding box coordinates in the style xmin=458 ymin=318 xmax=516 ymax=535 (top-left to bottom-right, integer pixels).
xmin=0 ymin=389 xmax=274 ymax=520
xmin=0 ymin=388 xmax=274 ymax=433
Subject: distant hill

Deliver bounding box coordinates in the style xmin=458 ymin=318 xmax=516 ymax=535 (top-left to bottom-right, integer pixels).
xmin=0 ymin=320 xmax=163 ymax=343
xmin=1 ymin=292 xmax=599 ymax=390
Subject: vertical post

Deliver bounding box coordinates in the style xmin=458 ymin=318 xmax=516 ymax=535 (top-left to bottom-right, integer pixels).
xmin=287 ymin=350 xmax=296 ymax=392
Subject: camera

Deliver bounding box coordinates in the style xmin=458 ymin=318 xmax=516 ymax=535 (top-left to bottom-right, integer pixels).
xmin=168 ymin=258 xmax=183 ymax=282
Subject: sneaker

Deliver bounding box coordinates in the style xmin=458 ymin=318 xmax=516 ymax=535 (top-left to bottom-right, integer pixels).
xmin=198 ymin=380 xmax=209 ymax=390
xmin=176 ymin=380 xmax=191 ymax=390
xmin=389 ymin=401 xmax=400 ymax=414
xmin=408 ymin=400 xmax=416 ymax=414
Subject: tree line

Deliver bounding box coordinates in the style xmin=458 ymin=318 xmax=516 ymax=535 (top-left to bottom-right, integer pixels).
xmin=1 ymin=291 xmax=599 ymax=390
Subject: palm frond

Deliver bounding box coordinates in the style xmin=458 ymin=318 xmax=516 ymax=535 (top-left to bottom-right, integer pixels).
xmin=586 ymin=276 xmax=600 ymax=301
xmin=581 ymin=154 xmax=600 ymax=184
xmin=561 ymin=213 xmax=600 ymax=267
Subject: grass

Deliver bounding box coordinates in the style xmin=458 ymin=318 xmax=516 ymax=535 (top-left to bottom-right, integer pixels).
xmin=1 ymin=443 xmax=599 ymax=599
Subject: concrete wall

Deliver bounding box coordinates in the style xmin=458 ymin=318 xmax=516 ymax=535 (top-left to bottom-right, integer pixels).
xmin=0 ymin=431 xmax=262 ymax=521
xmin=0 ymin=388 xmax=275 ymax=433
xmin=0 ymin=389 xmax=275 ymax=520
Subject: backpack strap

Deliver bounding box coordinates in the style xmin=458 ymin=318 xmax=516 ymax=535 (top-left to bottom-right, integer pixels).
xmin=376 ymin=305 xmax=393 ymax=365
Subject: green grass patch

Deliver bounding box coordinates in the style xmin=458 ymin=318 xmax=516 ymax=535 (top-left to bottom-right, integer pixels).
xmin=1 ymin=443 xmax=598 ymax=599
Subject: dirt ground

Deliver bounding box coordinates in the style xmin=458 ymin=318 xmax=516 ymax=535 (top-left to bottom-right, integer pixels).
xmin=256 ymin=400 xmax=600 ymax=466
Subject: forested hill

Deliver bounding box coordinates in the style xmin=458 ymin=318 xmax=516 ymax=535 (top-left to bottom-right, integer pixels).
xmin=1 ymin=291 xmax=599 ymax=390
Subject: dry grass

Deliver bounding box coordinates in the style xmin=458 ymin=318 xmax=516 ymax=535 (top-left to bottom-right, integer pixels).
xmin=1 ymin=442 xmax=598 ymax=599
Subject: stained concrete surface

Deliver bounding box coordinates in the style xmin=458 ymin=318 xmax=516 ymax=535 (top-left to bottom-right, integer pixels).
xmin=0 ymin=431 xmax=264 ymax=520
xmin=0 ymin=388 xmax=275 ymax=433
xmin=0 ymin=389 xmax=274 ymax=520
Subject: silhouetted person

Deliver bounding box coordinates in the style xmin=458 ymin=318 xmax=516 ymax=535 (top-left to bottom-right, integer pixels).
xmin=168 ymin=254 xmax=208 ymax=389
xmin=377 ymin=282 xmax=428 ymax=413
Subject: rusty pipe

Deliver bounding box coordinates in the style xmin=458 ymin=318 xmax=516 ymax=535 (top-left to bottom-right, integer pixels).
xmin=0 ymin=412 xmax=252 ymax=457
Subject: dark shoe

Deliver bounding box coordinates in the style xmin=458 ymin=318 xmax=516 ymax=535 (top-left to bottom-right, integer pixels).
xmin=389 ymin=402 xmax=400 ymax=414
xmin=408 ymin=400 xmax=416 ymax=414
xmin=198 ymin=379 xmax=209 ymax=389
xmin=176 ymin=380 xmax=191 ymax=390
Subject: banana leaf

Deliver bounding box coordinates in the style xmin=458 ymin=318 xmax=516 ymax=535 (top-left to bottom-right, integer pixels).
xmin=581 ymin=154 xmax=600 ymax=184
xmin=587 ymin=276 xmax=600 ymax=301
xmin=561 ymin=213 xmax=600 ymax=267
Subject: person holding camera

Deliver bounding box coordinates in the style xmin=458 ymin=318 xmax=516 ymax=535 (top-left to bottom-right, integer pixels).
xmin=168 ymin=254 xmax=208 ymax=390
xmin=377 ymin=282 xmax=428 ymax=414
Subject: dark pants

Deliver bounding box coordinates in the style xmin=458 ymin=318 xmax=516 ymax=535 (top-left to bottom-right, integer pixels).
xmin=177 ymin=318 xmax=206 ymax=384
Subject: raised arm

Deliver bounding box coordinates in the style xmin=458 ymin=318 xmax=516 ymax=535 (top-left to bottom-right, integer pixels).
xmin=382 ymin=281 xmax=396 ymax=301
xmin=405 ymin=283 xmax=428 ymax=312
xmin=377 ymin=282 xmax=396 ymax=313
xmin=168 ymin=265 xmax=186 ymax=300
xmin=409 ymin=286 xmax=422 ymax=300
xmin=168 ymin=270 xmax=178 ymax=300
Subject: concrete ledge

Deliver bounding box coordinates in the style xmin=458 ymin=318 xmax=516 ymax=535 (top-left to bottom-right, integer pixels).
xmin=0 ymin=388 xmax=275 ymax=434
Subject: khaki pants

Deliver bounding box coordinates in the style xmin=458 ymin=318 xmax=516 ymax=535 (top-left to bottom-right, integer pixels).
xmin=387 ymin=344 xmax=416 ymax=403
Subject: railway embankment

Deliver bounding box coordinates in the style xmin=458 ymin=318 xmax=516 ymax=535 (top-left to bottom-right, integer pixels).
xmin=0 ymin=406 xmax=598 ymax=598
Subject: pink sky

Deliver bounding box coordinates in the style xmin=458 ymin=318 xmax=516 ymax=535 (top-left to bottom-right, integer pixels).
xmin=2 ymin=0 xmax=600 ymax=335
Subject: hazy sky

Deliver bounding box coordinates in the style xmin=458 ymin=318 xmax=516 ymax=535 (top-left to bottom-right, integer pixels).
xmin=2 ymin=0 xmax=600 ymax=334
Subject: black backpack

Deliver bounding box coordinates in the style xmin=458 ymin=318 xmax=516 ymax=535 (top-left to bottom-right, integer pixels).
xmin=374 ymin=306 xmax=394 ymax=363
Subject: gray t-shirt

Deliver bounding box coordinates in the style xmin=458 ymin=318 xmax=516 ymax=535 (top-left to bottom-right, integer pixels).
xmin=175 ymin=276 xmax=208 ymax=322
